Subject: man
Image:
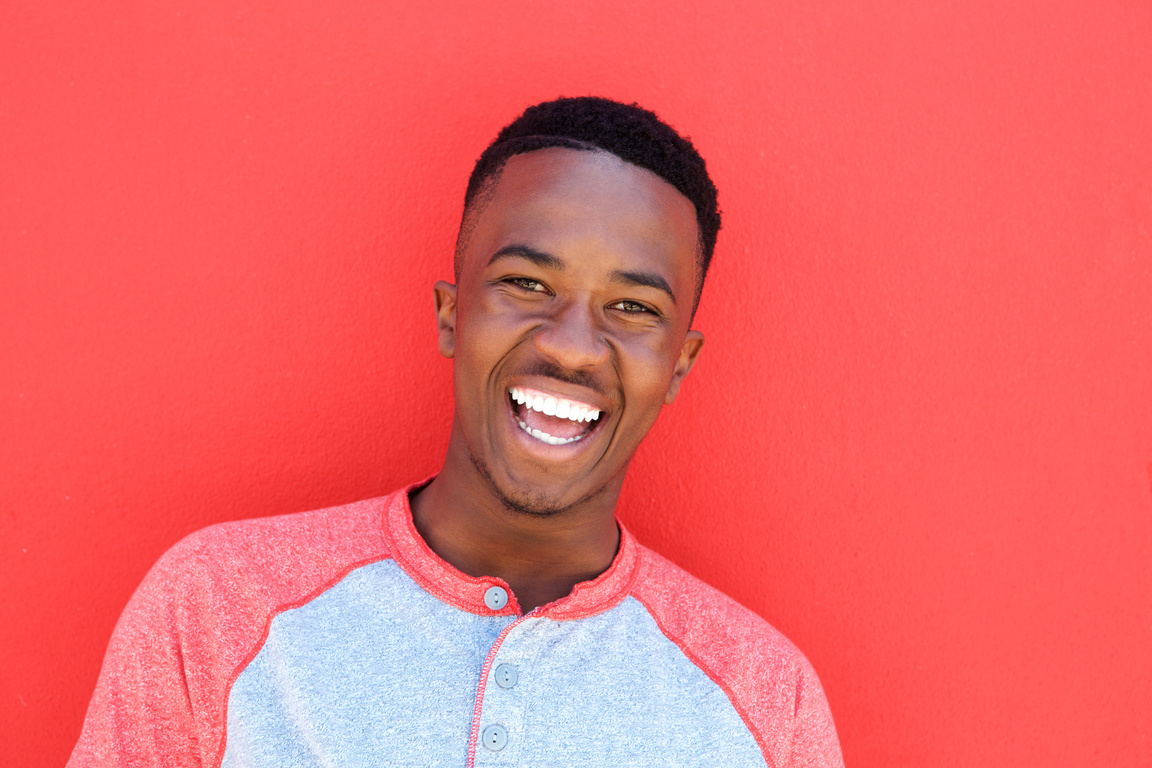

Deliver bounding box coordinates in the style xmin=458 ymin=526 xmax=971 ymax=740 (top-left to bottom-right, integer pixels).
xmin=70 ymin=97 xmax=843 ymax=767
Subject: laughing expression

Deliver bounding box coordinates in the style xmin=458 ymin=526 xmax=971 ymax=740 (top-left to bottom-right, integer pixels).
xmin=434 ymin=147 xmax=704 ymax=517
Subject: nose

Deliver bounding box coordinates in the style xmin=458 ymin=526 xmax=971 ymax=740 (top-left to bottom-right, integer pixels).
xmin=532 ymin=300 xmax=610 ymax=370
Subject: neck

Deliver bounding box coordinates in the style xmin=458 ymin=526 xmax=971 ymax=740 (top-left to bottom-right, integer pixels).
xmin=410 ymin=432 xmax=622 ymax=612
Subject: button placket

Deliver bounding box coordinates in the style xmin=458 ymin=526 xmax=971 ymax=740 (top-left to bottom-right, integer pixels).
xmin=473 ymin=620 xmax=542 ymax=766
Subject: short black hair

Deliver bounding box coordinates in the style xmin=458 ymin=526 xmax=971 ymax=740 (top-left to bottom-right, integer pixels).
xmin=458 ymin=96 xmax=721 ymax=309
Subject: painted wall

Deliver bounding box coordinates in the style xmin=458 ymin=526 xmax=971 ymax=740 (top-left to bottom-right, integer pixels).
xmin=2 ymin=1 xmax=1149 ymax=765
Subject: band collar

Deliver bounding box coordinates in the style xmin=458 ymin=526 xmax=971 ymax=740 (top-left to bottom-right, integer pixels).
xmin=380 ymin=479 xmax=640 ymax=620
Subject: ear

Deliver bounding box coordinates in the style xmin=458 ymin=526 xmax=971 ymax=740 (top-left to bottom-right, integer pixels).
xmin=433 ymin=280 xmax=458 ymax=359
xmin=665 ymin=329 xmax=704 ymax=404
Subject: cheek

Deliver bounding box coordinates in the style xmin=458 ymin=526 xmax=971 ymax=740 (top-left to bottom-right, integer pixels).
xmin=461 ymin=291 xmax=529 ymax=339
xmin=452 ymin=300 xmax=530 ymax=388
xmin=621 ymin=338 xmax=681 ymax=410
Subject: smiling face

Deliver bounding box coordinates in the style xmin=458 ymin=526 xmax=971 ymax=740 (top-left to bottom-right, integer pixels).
xmin=434 ymin=147 xmax=704 ymax=517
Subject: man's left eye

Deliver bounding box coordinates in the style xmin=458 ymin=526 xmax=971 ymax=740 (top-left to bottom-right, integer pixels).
xmin=610 ymin=300 xmax=654 ymax=314
xmin=509 ymin=277 xmax=547 ymax=292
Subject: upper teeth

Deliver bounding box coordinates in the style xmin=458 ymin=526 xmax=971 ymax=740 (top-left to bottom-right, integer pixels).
xmin=510 ymin=387 xmax=600 ymax=423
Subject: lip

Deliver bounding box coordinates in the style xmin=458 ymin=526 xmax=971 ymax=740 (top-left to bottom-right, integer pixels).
xmin=501 ymin=377 xmax=614 ymax=458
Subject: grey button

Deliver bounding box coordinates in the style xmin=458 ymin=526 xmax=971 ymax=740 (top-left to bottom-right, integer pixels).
xmin=494 ymin=663 xmax=518 ymax=689
xmin=481 ymin=724 xmax=508 ymax=751
xmin=484 ymin=586 xmax=508 ymax=610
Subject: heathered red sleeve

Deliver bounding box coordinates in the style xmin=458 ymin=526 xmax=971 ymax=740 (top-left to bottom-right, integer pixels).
xmin=67 ymin=497 xmax=392 ymax=768
xmin=629 ymin=546 xmax=844 ymax=768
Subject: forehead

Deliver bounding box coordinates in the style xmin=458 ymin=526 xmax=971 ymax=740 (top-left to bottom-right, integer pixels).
xmin=461 ymin=148 xmax=700 ymax=293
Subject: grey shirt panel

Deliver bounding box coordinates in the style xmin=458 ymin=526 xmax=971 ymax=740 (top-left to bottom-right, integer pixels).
xmin=222 ymin=558 xmax=765 ymax=767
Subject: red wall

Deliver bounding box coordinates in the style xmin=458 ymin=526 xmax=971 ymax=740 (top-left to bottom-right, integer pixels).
xmin=3 ymin=1 xmax=1150 ymax=765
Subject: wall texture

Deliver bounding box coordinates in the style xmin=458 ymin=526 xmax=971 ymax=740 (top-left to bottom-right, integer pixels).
xmin=2 ymin=1 xmax=1150 ymax=765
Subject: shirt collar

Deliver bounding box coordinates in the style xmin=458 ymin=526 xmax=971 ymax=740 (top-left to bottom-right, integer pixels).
xmin=380 ymin=479 xmax=640 ymax=620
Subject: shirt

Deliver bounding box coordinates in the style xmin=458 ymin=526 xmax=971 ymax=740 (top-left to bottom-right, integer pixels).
xmin=69 ymin=482 xmax=844 ymax=767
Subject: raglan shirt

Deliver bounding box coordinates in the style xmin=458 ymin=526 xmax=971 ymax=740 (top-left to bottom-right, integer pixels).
xmin=69 ymin=483 xmax=844 ymax=768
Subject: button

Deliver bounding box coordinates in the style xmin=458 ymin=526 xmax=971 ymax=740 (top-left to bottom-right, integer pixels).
xmin=481 ymin=724 xmax=508 ymax=751
xmin=494 ymin=663 xmax=518 ymax=689
xmin=484 ymin=586 xmax=508 ymax=610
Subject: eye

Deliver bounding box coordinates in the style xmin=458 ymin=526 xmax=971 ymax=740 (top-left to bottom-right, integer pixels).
xmin=609 ymin=299 xmax=656 ymax=315
xmin=507 ymin=277 xmax=549 ymax=293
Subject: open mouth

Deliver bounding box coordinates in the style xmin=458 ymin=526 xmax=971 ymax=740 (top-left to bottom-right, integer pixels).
xmin=509 ymin=386 xmax=603 ymax=446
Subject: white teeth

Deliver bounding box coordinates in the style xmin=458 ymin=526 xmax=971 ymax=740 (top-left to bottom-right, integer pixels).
xmin=517 ymin=418 xmax=585 ymax=445
xmin=509 ymin=387 xmax=602 ymax=425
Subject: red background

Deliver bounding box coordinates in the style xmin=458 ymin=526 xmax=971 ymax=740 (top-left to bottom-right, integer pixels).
xmin=2 ymin=1 xmax=1150 ymax=765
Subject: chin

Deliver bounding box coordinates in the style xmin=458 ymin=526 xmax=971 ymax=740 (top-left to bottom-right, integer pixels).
xmin=468 ymin=450 xmax=611 ymax=519
xmin=496 ymin=489 xmax=568 ymax=518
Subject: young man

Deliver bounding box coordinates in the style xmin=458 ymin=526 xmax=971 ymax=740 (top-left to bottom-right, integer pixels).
xmin=70 ymin=97 xmax=844 ymax=767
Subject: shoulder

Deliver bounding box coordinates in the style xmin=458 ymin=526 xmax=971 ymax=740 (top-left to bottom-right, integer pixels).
xmin=629 ymin=544 xmax=804 ymax=673
xmin=629 ymin=544 xmax=844 ymax=768
xmin=125 ymin=493 xmax=394 ymax=660
xmin=68 ymin=495 xmax=397 ymax=767
xmin=132 ymin=495 xmax=395 ymax=642
xmin=155 ymin=495 xmax=392 ymax=589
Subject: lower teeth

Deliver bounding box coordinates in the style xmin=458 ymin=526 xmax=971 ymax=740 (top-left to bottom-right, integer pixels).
xmin=517 ymin=418 xmax=585 ymax=446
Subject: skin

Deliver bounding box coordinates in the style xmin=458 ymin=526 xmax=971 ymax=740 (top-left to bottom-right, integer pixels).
xmin=410 ymin=147 xmax=705 ymax=612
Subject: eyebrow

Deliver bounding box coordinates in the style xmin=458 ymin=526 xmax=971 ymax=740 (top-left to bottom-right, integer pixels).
xmin=487 ymin=245 xmax=564 ymax=270
xmin=488 ymin=243 xmax=677 ymax=306
xmin=610 ymin=270 xmax=677 ymax=306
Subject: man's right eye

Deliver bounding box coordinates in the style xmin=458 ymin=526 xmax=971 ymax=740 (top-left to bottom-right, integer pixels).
xmin=508 ymin=277 xmax=548 ymax=293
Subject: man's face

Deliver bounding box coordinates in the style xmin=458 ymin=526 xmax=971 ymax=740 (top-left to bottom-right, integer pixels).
xmin=435 ymin=147 xmax=704 ymax=516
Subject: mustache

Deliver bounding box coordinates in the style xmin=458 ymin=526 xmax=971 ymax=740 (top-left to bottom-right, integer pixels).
xmin=517 ymin=360 xmax=608 ymax=398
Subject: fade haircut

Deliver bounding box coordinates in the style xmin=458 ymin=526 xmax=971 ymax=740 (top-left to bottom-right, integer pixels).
xmin=456 ymin=96 xmax=721 ymax=310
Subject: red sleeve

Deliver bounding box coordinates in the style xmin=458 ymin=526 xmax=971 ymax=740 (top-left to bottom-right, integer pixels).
xmin=630 ymin=546 xmax=844 ymax=768
xmin=68 ymin=499 xmax=391 ymax=768
xmin=788 ymin=655 xmax=843 ymax=768
xmin=69 ymin=531 xmax=225 ymax=767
